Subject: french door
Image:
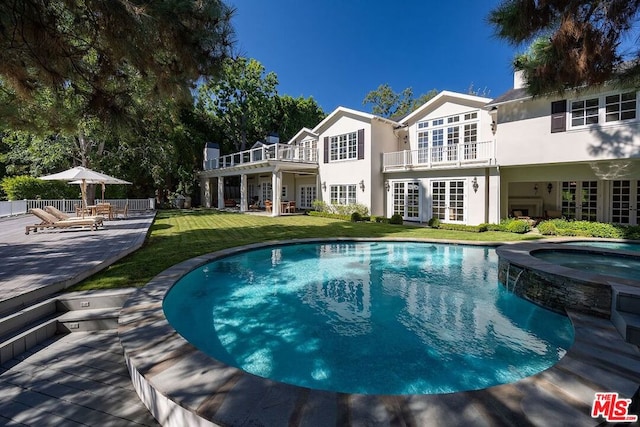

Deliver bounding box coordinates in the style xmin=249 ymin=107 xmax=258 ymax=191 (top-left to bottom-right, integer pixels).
xmin=393 ymin=181 xmax=421 ymax=221
xmin=299 ymin=185 xmax=317 ymax=209
xmin=561 ymin=181 xmax=598 ymax=220
xmin=431 ymin=180 xmax=465 ymax=222
xmin=611 ymin=180 xmax=639 ymax=225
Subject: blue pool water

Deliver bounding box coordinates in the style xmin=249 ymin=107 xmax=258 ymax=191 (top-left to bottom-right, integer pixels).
xmin=561 ymin=241 xmax=640 ymax=252
xmin=163 ymin=241 xmax=574 ymax=395
xmin=534 ymin=250 xmax=640 ymax=281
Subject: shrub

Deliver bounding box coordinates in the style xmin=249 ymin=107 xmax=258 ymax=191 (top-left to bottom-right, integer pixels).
xmin=373 ymin=216 xmax=389 ymax=223
xmin=311 ymin=199 xmax=328 ymax=212
xmin=438 ymin=223 xmax=486 ymax=233
xmin=350 ymin=212 xmax=362 ymax=222
xmin=537 ymin=221 xmax=557 ymax=235
xmin=0 ymin=175 xmax=79 ymax=200
xmin=427 ymin=217 xmax=440 ymax=228
xmin=389 ymin=213 xmax=403 ymax=225
xmin=500 ymin=218 xmax=531 ymax=234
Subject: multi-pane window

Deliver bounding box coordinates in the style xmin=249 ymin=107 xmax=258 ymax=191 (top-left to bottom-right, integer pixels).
xmin=330 ymin=184 xmax=356 ymax=205
xmin=571 ymin=98 xmax=599 ymax=127
xmin=416 ymin=111 xmax=480 ymax=164
xmin=463 ymin=123 xmax=478 ymax=159
xmin=329 ymin=132 xmax=357 ymax=161
xmin=431 ymin=129 xmax=444 ymax=162
xmin=605 ymin=92 xmax=637 ymax=122
xmin=570 ymin=91 xmax=638 ymax=128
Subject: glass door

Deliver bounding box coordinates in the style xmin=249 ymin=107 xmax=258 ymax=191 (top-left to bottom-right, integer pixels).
xmin=561 ymin=181 xmax=597 ymax=220
xmin=431 ymin=180 xmax=465 ymax=222
xmin=611 ymin=180 xmax=639 ymax=225
xmin=393 ymin=181 xmax=421 ymax=221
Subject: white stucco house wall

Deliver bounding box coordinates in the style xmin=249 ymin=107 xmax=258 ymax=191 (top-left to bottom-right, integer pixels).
xmin=489 ymin=71 xmax=640 ymax=225
xmin=199 ymin=75 xmax=640 ymax=226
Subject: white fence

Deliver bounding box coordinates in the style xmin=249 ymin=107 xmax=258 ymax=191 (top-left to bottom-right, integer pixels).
xmin=0 ymin=198 xmax=155 ymax=218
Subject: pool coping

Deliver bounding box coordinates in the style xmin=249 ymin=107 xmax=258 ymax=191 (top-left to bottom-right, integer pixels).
xmin=119 ymin=238 xmax=640 ymax=427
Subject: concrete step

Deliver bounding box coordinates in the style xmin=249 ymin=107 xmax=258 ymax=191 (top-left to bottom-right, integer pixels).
xmin=611 ymin=309 xmax=640 ymax=346
xmin=0 ymin=317 xmax=59 ymax=365
xmin=0 ymin=298 xmax=57 ymax=338
xmin=616 ymin=290 xmax=640 ymax=315
xmin=56 ymin=288 xmax=136 ymax=311
xmin=0 ymin=288 xmax=136 ymax=364
xmin=57 ymin=307 xmax=122 ymax=333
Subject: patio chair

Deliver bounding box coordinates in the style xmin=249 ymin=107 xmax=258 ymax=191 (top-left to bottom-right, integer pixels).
xmin=95 ymin=203 xmax=113 ymax=220
xmin=45 ymin=206 xmax=103 ymax=222
xmin=114 ymin=201 xmax=128 ymax=219
xmin=265 ymin=200 xmax=272 ymax=213
xmin=26 ymin=208 xmax=103 ymax=235
xmin=286 ymin=201 xmax=296 ymax=213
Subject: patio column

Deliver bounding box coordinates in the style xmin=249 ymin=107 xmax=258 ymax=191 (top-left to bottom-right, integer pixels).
xmin=240 ymin=174 xmax=247 ymax=212
xmin=272 ymin=170 xmax=281 ymax=217
xmin=203 ymin=178 xmax=212 ymax=208
xmin=217 ymin=177 xmax=225 ymax=209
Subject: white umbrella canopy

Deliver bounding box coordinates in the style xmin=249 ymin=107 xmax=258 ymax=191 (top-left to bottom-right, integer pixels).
xmin=69 ymin=176 xmax=131 ymax=201
xmin=39 ymin=166 xmax=130 ymax=214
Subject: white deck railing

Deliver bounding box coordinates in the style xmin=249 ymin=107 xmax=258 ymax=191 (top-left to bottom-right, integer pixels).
xmin=0 ymin=198 xmax=155 ymax=218
xmin=203 ymin=143 xmax=318 ymax=170
xmin=383 ymin=140 xmax=495 ymax=171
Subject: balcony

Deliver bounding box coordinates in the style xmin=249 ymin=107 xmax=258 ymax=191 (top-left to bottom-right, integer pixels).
xmin=383 ymin=140 xmax=495 ymax=172
xmin=203 ymin=143 xmax=318 ymax=170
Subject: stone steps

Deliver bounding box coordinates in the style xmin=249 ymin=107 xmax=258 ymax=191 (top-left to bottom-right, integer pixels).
xmin=0 ymin=288 xmax=136 ymax=364
xmin=611 ymin=284 xmax=640 ymax=346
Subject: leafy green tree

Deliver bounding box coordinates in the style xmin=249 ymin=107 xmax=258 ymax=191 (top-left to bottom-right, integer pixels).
xmin=0 ymin=0 xmax=234 ymax=121
xmin=489 ymin=0 xmax=640 ymax=95
xmin=272 ymin=95 xmax=326 ymax=142
xmin=363 ymin=84 xmax=438 ymax=118
xmin=198 ymin=57 xmax=278 ymax=152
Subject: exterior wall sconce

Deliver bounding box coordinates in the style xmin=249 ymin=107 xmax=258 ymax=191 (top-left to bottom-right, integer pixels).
xmin=547 ymin=182 xmax=553 ymax=194
xmin=489 ymin=106 xmax=498 ymax=135
xmin=385 ymin=180 xmax=390 ymax=192
xmin=359 ymin=180 xmax=365 ymax=191
xmin=472 ymin=177 xmax=479 ymax=193
xmin=322 ymin=181 xmax=326 ymax=191
xmin=533 ymin=183 xmax=539 ymax=195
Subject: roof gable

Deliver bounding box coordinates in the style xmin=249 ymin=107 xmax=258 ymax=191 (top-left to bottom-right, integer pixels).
xmin=401 ymin=91 xmax=492 ymax=125
xmin=312 ymin=106 xmax=399 ymax=134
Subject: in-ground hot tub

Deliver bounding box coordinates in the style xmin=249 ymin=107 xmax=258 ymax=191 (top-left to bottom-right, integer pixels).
xmin=496 ymin=241 xmax=640 ymax=318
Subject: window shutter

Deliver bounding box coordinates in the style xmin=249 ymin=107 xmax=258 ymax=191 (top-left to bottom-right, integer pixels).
xmin=323 ymin=137 xmax=329 ymax=163
xmin=551 ymin=100 xmax=567 ymax=133
xmin=357 ymin=129 xmax=365 ymax=160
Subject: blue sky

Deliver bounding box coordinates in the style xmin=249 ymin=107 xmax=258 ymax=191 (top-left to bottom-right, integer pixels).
xmin=228 ymin=0 xmax=520 ymax=113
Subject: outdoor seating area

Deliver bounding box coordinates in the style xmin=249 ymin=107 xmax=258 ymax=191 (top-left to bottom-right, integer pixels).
xmin=25 ymin=208 xmax=104 ymax=235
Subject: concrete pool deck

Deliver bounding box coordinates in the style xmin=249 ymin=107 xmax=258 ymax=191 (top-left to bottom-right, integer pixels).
xmin=1 ymin=213 xmax=639 ymax=426
xmin=120 ymin=238 xmax=640 ymax=427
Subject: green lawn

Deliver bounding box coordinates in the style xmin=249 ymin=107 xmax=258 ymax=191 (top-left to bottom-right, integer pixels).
xmin=70 ymin=210 xmax=543 ymax=291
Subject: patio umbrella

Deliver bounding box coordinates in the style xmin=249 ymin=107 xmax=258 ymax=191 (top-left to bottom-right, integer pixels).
xmin=39 ymin=166 xmax=129 ymax=216
xmin=69 ymin=176 xmax=131 ymax=201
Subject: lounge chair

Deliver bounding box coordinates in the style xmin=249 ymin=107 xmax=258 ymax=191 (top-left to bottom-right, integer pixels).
xmin=26 ymin=208 xmax=103 ymax=235
xmin=45 ymin=206 xmax=103 ymax=222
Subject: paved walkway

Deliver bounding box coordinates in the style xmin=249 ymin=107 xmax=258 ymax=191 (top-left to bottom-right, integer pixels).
xmin=0 ymin=212 xmax=159 ymax=426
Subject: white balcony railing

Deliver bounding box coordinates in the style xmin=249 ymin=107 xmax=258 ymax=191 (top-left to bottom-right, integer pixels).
xmin=383 ymin=140 xmax=495 ymax=171
xmin=203 ymin=143 xmax=318 ymax=170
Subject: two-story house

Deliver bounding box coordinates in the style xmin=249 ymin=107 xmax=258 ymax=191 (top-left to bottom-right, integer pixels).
xmin=199 ymin=74 xmax=640 ymax=226
xmin=489 ymin=71 xmax=640 ymax=225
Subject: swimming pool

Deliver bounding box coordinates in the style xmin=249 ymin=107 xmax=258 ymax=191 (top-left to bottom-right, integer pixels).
xmin=163 ymin=241 xmax=573 ymax=395
xmin=533 ymin=249 xmax=640 ymax=281
xmin=559 ymin=240 xmax=640 ymax=252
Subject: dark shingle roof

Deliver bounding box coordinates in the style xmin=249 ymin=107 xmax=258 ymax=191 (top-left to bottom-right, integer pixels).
xmin=485 ymin=88 xmax=530 ymax=107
